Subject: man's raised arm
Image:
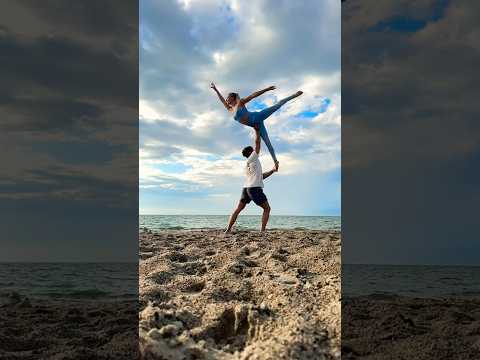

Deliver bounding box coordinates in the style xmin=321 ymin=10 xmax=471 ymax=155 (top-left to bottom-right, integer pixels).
xmin=263 ymin=168 xmax=277 ymax=179
xmin=254 ymin=125 xmax=261 ymax=154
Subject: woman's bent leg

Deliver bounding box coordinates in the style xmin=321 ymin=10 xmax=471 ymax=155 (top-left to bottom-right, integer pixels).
xmin=259 ymin=123 xmax=277 ymax=163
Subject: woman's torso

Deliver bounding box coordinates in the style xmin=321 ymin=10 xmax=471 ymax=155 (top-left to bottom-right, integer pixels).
xmin=232 ymin=103 xmax=251 ymax=125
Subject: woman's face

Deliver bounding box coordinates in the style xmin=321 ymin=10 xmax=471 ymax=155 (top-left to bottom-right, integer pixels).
xmin=226 ymin=94 xmax=238 ymax=106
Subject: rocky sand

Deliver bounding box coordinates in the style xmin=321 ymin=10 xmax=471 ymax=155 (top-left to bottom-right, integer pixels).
xmin=139 ymin=229 xmax=341 ymax=360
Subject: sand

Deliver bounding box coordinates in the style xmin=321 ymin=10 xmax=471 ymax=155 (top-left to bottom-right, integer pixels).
xmin=342 ymin=294 xmax=480 ymax=359
xmin=0 ymin=295 xmax=138 ymax=359
xmin=139 ymin=229 xmax=341 ymax=360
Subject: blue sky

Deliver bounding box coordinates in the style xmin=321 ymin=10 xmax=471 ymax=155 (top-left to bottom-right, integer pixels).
xmin=140 ymin=0 xmax=340 ymax=215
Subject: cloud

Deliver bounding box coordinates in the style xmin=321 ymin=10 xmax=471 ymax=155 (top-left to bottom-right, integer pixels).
xmin=342 ymin=0 xmax=480 ymax=265
xmin=140 ymin=0 xmax=341 ymax=215
xmin=0 ymin=2 xmax=138 ymax=209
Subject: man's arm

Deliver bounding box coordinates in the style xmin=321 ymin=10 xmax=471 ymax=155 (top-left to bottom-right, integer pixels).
xmin=254 ymin=125 xmax=261 ymax=154
xmin=210 ymin=82 xmax=231 ymax=111
xmin=242 ymin=86 xmax=275 ymax=104
xmin=262 ymin=168 xmax=277 ymax=179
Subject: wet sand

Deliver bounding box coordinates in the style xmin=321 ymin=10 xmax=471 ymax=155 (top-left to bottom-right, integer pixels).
xmin=139 ymin=229 xmax=341 ymax=359
xmin=342 ymin=294 xmax=480 ymax=359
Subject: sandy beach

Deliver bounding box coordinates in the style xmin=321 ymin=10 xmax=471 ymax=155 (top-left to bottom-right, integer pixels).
xmin=342 ymin=294 xmax=480 ymax=359
xmin=0 ymin=296 xmax=138 ymax=359
xmin=139 ymin=228 xmax=341 ymax=359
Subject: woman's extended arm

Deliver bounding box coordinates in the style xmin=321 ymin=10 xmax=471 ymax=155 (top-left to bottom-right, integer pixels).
xmin=242 ymin=86 xmax=276 ymax=104
xmin=210 ymin=82 xmax=231 ymax=110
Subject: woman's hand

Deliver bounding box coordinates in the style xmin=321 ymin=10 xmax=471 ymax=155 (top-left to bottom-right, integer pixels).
xmin=267 ymin=85 xmax=276 ymax=91
xmin=210 ymin=82 xmax=216 ymax=90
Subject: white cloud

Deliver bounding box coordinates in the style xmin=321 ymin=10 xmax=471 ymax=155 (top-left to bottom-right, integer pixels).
xmin=140 ymin=0 xmax=340 ymax=214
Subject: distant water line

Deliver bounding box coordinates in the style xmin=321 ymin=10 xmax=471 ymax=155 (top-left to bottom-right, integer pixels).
xmin=0 ymin=262 xmax=138 ymax=301
xmin=139 ymin=215 xmax=341 ymax=231
xmin=343 ymin=264 xmax=480 ymax=298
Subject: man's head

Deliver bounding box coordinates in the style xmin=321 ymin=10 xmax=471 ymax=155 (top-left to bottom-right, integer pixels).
xmin=226 ymin=92 xmax=240 ymax=107
xmin=242 ymin=146 xmax=254 ymax=158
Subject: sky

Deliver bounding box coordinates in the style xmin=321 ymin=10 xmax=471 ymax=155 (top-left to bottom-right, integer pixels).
xmin=1 ymin=1 xmax=138 ymax=262
xmin=342 ymin=0 xmax=480 ymax=265
xmin=139 ymin=0 xmax=341 ymax=216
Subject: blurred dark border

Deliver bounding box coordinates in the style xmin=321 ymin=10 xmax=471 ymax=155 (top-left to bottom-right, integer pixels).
xmin=342 ymin=0 xmax=480 ymax=358
xmin=0 ymin=1 xmax=138 ymax=358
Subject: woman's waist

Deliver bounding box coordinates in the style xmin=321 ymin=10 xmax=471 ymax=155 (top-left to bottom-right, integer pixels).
xmin=234 ymin=111 xmax=253 ymax=125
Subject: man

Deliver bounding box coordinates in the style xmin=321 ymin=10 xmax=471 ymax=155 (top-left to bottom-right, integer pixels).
xmin=225 ymin=125 xmax=278 ymax=233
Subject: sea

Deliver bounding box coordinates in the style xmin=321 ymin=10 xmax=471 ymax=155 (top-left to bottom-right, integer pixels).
xmin=343 ymin=264 xmax=480 ymax=298
xmin=0 ymin=262 xmax=137 ymax=301
xmin=5 ymin=217 xmax=476 ymax=301
xmin=0 ymin=216 xmax=338 ymax=302
xmin=140 ymin=214 xmax=341 ymax=231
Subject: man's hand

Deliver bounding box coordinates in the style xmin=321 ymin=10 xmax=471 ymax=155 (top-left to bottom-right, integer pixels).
xmin=263 ymin=167 xmax=277 ymax=180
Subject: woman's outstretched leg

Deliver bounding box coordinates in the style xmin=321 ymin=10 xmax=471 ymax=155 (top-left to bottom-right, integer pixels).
xmin=257 ymin=91 xmax=303 ymax=121
xmin=259 ymin=123 xmax=278 ymax=164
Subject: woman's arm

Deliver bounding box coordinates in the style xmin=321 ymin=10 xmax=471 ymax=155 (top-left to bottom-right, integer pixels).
xmin=242 ymin=86 xmax=276 ymax=104
xmin=210 ymin=82 xmax=231 ymax=110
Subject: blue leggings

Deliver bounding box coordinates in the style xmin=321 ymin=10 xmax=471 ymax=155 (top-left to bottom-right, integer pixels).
xmin=247 ymin=94 xmax=296 ymax=163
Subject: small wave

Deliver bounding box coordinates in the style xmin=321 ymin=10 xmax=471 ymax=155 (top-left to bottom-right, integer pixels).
xmin=448 ymin=290 xmax=480 ymax=297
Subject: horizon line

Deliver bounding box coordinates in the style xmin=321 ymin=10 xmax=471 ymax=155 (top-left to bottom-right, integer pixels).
xmin=139 ymin=214 xmax=341 ymax=217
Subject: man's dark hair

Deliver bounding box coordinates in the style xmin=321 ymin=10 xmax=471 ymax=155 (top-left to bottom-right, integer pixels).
xmin=242 ymin=146 xmax=254 ymax=158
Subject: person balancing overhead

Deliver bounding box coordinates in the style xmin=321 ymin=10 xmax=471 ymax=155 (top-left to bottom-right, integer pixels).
xmin=225 ymin=124 xmax=278 ymax=233
xmin=211 ymin=82 xmax=303 ymax=170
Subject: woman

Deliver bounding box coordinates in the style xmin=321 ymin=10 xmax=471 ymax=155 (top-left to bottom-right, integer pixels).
xmin=211 ymin=82 xmax=303 ymax=169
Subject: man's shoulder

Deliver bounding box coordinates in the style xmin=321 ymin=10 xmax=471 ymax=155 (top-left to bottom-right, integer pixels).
xmin=247 ymin=151 xmax=259 ymax=162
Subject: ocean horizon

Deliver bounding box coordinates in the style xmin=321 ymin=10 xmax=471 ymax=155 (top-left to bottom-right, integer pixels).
xmin=0 ymin=262 xmax=138 ymax=301
xmin=140 ymin=214 xmax=341 ymax=231
xmin=343 ymin=264 xmax=480 ymax=298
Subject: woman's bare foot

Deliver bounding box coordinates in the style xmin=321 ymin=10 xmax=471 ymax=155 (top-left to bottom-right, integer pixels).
xmin=295 ymin=90 xmax=303 ymax=97
xmin=274 ymin=161 xmax=279 ymax=171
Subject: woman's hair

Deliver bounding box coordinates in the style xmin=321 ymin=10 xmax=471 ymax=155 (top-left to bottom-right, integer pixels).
xmin=228 ymin=92 xmax=239 ymax=100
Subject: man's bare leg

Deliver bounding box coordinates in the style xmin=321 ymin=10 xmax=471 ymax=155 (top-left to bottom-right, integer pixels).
xmin=260 ymin=201 xmax=271 ymax=232
xmin=225 ymin=201 xmax=246 ymax=233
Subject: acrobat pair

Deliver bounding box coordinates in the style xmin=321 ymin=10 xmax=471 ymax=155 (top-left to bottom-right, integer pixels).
xmin=211 ymin=83 xmax=303 ymax=169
